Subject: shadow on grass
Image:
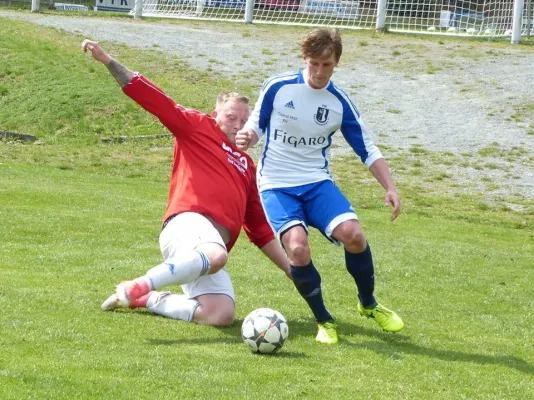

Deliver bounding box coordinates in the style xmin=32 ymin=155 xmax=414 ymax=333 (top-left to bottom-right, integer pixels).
xmin=335 ymin=321 xmax=534 ymax=376
xmin=120 ymin=310 xmax=533 ymax=374
xmin=143 ymin=337 xmax=308 ymax=359
xmin=132 ymin=313 xmax=308 ymax=358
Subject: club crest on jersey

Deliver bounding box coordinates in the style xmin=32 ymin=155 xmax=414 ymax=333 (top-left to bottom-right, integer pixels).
xmin=314 ymin=107 xmax=329 ymax=125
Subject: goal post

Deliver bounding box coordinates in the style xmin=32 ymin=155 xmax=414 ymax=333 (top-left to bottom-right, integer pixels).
xmin=126 ymin=0 xmax=530 ymax=43
xmin=512 ymin=0 xmax=525 ymax=42
xmin=245 ymin=0 xmax=253 ymax=22
xmin=376 ymin=0 xmax=386 ymax=29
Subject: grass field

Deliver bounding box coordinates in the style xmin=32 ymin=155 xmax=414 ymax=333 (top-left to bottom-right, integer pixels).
xmin=1 ymin=15 xmax=533 ymax=400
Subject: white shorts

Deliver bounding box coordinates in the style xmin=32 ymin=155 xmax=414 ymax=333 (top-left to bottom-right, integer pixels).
xmin=158 ymin=212 xmax=235 ymax=301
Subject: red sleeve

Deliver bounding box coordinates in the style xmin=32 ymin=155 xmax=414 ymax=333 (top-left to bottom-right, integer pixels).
xmin=242 ymin=172 xmax=275 ymax=249
xmin=122 ymin=74 xmax=204 ymax=138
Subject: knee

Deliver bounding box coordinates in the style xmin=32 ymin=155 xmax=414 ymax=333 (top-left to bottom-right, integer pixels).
xmin=288 ymin=242 xmax=311 ymax=265
xmin=193 ymin=298 xmax=235 ymax=326
xmin=334 ymin=223 xmax=367 ymax=252
xmin=282 ymin=228 xmax=311 ymax=265
xmin=196 ymin=243 xmax=228 ymax=271
xmin=210 ymin=310 xmax=235 ymax=326
xmin=198 ymin=307 xmax=234 ymax=326
xmin=209 ymin=249 xmax=228 ymax=270
xmin=344 ymin=231 xmax=366 ymax=251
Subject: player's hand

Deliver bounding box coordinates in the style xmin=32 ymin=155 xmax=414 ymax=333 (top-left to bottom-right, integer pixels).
xmin=81 ymin=39 xmax=112 ymax=65
xmin=385 ymin=189 xmax=401 ymax=221
xmin=235 ymin=128 xmax=254 ymax=151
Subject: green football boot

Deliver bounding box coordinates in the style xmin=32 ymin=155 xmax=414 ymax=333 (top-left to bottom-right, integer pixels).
xmin=316 ymin=321 xmax=339 ymax=344
xmin=357 ymin=302 xmax=404 ymax=333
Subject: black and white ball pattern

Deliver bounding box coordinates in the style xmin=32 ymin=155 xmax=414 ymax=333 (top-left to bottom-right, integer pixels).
xmin=241 ymin=308 xmax=289 ymax=354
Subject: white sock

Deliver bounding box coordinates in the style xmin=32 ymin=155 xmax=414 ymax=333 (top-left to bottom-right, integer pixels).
xmin=146 ymin=292 xmax=200 ymax=322
xmin=145 ymin=249 xmax=210 ymax=289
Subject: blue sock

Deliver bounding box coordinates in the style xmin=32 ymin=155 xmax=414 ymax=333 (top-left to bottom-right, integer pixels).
xmin=290 ymin=261 xmax=333 ymax=323
xmin=345 ymin=244 xmax=377 ymax=308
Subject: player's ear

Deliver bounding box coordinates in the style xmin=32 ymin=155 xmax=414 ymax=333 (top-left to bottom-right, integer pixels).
xmin=211 ymin=110 xmax=218 ymax=118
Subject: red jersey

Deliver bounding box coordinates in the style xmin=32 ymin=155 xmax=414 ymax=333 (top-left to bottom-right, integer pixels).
xmin=123 ymin=74 xmax=274 ymax=252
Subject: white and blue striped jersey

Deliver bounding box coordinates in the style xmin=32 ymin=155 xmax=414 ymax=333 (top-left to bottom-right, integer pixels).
xmin=247 ymin=69 xmax=383 ymax=191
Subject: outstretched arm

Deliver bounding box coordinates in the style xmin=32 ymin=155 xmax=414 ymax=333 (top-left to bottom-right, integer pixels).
xmin=81 ymin=39 xmax=197 ymax=136
xmin=81 ymin=39 xmax=134 ymax=88
xmin=369 ymin=158 xmax=401 ymax=221
xmin=259 ymin=239 xmax=292 ymax=280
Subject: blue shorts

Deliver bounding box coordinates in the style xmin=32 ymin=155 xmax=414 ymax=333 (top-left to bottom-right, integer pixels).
xmin=260 ymin=180 xmax=358 ymax=244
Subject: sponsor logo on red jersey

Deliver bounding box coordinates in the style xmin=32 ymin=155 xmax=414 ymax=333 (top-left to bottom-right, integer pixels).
xmin=222 ymin=142 xmax=248 ymax=175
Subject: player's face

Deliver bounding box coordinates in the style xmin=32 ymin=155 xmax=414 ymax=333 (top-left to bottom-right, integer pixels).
xmin=303 ymin=50 xmax=339 ymax=89
xmin=215 ymin=100 xmax=250 ymax=145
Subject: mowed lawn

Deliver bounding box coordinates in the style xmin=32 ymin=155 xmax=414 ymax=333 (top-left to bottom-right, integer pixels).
xmin=1 ymin=159 xmax=533 ymax=399
xmin=1 ymin=14 xmax=534 ymax=400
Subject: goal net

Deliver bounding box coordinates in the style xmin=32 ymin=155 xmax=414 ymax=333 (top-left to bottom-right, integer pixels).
xmin=135 ymin=0 xmax=533 ymax=37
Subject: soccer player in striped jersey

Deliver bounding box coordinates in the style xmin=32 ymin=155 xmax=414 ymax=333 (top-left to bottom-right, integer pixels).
xmin=236 ymin=28 xmax=404 ymax=344
xmin=82 ymin=40 xmax=290 ymax=326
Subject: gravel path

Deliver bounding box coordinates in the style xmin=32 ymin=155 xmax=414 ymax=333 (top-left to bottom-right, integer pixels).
xmin=2 ymin=10 xmax=533 ymax=200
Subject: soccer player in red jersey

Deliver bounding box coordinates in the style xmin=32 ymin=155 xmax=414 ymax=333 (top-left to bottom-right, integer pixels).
xmin=82 ymin=40 xmax=290 ymax=326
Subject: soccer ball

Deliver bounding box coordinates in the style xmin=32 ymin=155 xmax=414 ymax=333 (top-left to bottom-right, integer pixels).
xmin=241 ymin=308 xmax=288 ymax=354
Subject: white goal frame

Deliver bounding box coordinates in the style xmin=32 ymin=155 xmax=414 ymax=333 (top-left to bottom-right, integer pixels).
xmin=129 ymin=0 xmax=531 ymax=43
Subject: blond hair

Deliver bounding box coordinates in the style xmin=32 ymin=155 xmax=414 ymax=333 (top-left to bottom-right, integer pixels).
xmin=300 ymin=28 xmax=342 ymax=62
xmin=216 ymin=91 xmax=249 ymax=112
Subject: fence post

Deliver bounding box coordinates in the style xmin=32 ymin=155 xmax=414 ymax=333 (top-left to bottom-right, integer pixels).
xmin=31 ymin=0 xmax=40 ymax=12
xmin=133 ymin=0 xmax=143 ymax=19
xmin=511 ymin=0 xmax=525 ymax=44
xmin=245 ymin=0 xmax=254 ymax=23
xmin=376 ymin=0 xmax=387 ymax=30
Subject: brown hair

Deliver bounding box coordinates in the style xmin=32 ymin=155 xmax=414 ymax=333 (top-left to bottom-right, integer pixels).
xmin=300 ymin=28 xmax=342 ymax=62
xmin=216 ymin=91 xmax=249 ymax=111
